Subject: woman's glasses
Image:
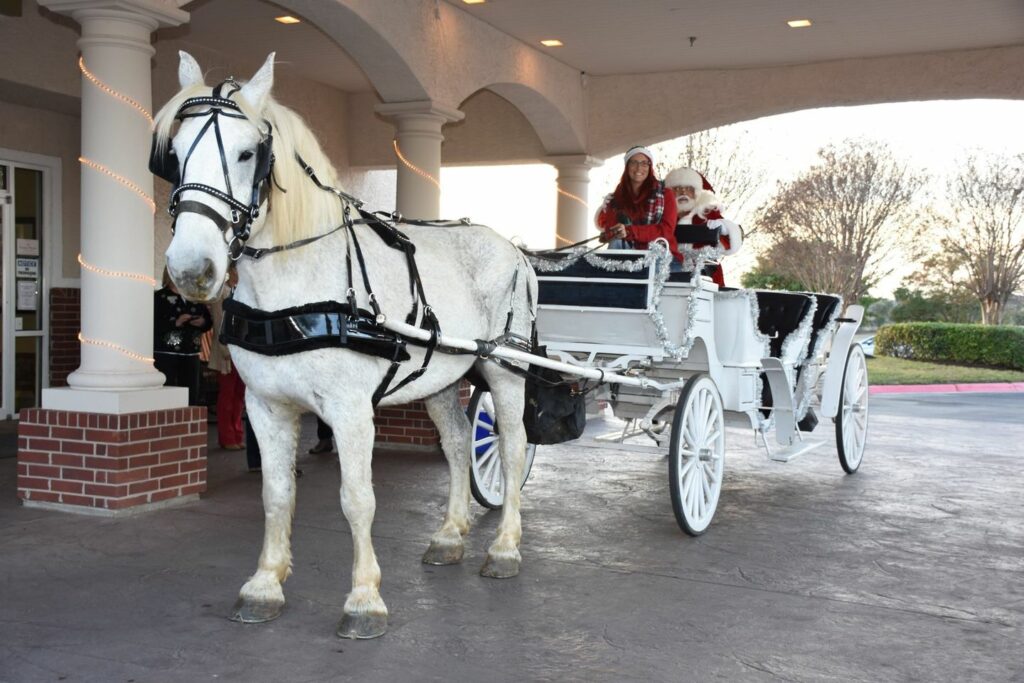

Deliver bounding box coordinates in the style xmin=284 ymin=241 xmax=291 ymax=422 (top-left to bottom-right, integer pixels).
xmin=627 ymin=159 xmax=650 ymax=168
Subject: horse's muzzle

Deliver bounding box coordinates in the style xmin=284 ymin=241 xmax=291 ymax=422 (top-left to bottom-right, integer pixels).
xmin=170 ymin=258 xmax=219 ymax=302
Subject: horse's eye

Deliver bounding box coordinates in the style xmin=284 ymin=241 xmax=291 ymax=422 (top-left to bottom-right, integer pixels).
xmin=238 ymin=150 xmax=255 ymax=162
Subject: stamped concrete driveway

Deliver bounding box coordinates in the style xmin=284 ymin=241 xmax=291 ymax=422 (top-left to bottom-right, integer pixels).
xmin=0 ymin=392 xmax=1021 ymax=682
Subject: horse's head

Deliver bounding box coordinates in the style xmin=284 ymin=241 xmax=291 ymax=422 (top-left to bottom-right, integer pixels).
xmin=155 ymin=51 xmax=277 ymax=302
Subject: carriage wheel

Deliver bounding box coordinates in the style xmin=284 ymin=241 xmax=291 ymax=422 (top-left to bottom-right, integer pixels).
xmin=835 ymin=343 xmax=869 ymax=473
xmin=468 ymin=388 xmax=537 ymax=510
xmin=668 ymin=374 xmax=725 ymax=536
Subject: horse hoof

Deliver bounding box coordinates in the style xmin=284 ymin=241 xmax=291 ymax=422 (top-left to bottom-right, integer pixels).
xmin=422 ymin=542 xmax=464 ymax=566
xmin=231 ymin=597 xmax=284 ymax=623
xmin=337 ymin=612 xmax=388 ymax=639
xmin=480 ymin=554 xmax=520 ymax=579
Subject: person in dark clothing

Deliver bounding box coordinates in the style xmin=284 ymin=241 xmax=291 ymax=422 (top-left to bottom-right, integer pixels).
xmin=309 ymin=417 xmax=334 ymax=454
xmin=154 ymin=268 xmax=213 ymax=405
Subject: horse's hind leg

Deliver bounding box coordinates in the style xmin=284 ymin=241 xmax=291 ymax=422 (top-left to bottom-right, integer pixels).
xmin=232 ymin=394 xmax=301 ymax=623
xmin=421 ymin=383 xmax=472 ymax=565
xmin=327 ymin=399 xmax=388 ymax=639
xmin=477 ymin=368 xmax=527 ymax=579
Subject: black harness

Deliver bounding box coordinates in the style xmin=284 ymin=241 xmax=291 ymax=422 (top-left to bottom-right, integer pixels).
xmin=153 ymin=79 xmax=539 ymax=405
xmin=149 ymin=78 xmax=275 ymax=259
xmin=219 ymin=297 xmax=410 ymax=361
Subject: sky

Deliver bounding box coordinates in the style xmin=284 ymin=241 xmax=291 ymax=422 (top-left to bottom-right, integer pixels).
xmin=437 ymin=98 xmax=1024 ymax=297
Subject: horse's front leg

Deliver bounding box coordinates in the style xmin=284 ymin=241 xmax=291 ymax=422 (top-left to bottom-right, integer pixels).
xmin=325 ymin=399 xmax=388 ymax=639
xmin=421 ymin=384 xmax=472 ymax=565
xmin=479 ymin=375 xmax=527 ymax=578
xmin=232 ymin=393 xmax=301 ymax=623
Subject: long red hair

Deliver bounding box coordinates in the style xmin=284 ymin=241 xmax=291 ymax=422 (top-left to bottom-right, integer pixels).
xmin=610 ymin=155 xmax=658 ymax=222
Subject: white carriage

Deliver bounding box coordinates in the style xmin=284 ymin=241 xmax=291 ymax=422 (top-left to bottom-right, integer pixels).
xmin=466 ymin=245 xmax=869 ymax=535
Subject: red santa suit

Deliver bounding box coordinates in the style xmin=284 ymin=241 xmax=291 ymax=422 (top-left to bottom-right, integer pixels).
xmin=663 ymin=167 xmax=743 ymax=286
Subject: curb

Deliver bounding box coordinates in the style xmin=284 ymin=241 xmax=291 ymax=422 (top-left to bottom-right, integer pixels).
xmin=870 ymin=382 xmax=1024 ymax=395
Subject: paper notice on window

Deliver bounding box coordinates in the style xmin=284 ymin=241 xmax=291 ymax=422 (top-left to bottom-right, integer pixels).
xmin=17 ymin=280 xmax=37 ymax=310
xmin=16 ymin=257 xmax=38 ymax=278
xmin=17 ymin=238 xmax=39 ymax=256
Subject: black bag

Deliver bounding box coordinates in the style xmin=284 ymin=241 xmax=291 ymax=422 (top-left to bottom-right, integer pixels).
xmin=523 ymin=347 xmax=586 ymax=445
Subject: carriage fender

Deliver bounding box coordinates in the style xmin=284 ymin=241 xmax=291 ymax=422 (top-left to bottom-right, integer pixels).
xmin=819 ymin=305 xmax=864 ymax=419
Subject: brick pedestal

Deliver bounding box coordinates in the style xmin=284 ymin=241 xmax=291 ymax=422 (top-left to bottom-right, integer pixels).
xmin=17 ymin=407 xmax=207 ymax=515
xmin=374 ymin=382 xmax=473 ymax=450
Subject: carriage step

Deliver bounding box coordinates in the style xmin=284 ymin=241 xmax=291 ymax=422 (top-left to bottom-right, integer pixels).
xmin=768 ymin=439 xmax=825 ymax=463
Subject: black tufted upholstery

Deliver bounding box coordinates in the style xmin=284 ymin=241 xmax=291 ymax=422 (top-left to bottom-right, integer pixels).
xmin=754 ymin=291 xmax=814 ymax=358
xmin=804 ymin=294 xmax=842 ymax=357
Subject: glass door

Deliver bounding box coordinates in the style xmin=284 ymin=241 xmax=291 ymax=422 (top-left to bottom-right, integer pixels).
xmin=0 ymin=162 xmax=47 ymax=418
xmin=0 ymin=163 xmax=8 ymax=418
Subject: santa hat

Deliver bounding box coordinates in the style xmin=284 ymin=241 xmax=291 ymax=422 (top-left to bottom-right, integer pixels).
xmin=664 ymin=167 xmax=714 ymax=192
xmin=623 ymin=145 xmax=655 ymax=167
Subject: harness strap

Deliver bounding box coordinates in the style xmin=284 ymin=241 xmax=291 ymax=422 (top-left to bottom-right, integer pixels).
xmin=240 ymin=222 xmax=346 ymax=260
xmin=371 ymin=306 xmax=439 ymax=405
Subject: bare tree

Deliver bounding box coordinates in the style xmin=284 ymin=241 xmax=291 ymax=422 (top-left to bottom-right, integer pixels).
xmin=923 ymin=153 xmax=1024 ymax=324
xmin=753 ymin=140 xmax=927 ymax=304
xmin=657 ymin=127 xmax=764 ymax=226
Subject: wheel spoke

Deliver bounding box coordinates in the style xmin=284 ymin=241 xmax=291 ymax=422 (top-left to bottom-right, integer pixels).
xmin=696 ymin=473 xmax=707 ymax=519
xmin=700 ymin=468 xmax=712 ymax=504
xmin=476 ymin=442 xmax=498 ymax=466
xmin=678 ymin=456 xmax=697 ymax=480
xmin=473 ymin=434 xmax=499 ymax=448
xmin=481 ymin=447 xmax=502 ymax=484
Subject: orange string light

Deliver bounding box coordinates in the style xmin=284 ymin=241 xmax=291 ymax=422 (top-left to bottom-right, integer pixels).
xmin=79 ymin=156 xmax=156 ymax=214
xmin=392 ymin=139 xmax=441 ymax=189
xmin=77 ymin=254 xmax=157 ymax=286
xmin=78 ymin=332 xmax=154 ymax=365
xmin=78 ymin=57 xmax=153 ymax=124
xmin=557 ymin=186 xmax=589 ymax=207
xmin=76 ymin=56 xmax=159 ymax=366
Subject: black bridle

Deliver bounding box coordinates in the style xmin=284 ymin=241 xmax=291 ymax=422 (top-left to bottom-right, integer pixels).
xmin=149 ymin=78 xmax=275 ymax=259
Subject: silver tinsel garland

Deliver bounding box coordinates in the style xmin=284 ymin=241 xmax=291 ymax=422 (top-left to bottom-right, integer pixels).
xmin=525 ymin=240 xmax=702 ymax=361
xmin=793 ymin=295 xmax=843 ymax=422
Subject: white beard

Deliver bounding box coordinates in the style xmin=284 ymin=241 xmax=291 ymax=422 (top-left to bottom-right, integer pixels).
xmin=676 ymin=195 xmax=696 ymax=215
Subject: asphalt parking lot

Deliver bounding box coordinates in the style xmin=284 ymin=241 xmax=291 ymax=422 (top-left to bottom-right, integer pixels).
xmin=0 ymin=392 xmax=1021 ymax=682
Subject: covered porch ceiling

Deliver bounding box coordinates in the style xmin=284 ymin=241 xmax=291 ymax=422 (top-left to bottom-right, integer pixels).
xmin=171 ymin=0 xmax=1024 ymax=94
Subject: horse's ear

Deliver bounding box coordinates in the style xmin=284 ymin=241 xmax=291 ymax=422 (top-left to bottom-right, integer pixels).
xmin=178 ymin=51 xmax=205 ymax=89
xmin=240 ymin=52 xmax=276 ymax=111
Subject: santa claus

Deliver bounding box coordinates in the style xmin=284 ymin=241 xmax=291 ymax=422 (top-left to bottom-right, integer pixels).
xmin=663 ymin=167 xmax=743 ymax=286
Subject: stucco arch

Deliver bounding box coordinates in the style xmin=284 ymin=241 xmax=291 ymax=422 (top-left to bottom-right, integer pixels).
xmin=270 ymin=0 xmax=429 ymax=102
xmin=588 ymin=45 xmax=1024 ymax=158
xmin=471 ymin=82 xmax=583 ymax=156
xmin=277 ymin=0 xmax=587 ymax=154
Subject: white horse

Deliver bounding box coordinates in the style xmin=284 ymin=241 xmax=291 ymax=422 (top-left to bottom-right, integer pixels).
xmin=155 ymin=52 xmax=536 ymax=639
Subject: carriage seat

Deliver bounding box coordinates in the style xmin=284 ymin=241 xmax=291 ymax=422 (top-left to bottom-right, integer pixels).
xmin=754 ymin=291 xmax=815 ymax=358
xmin=536 ymin=252 xmax=649 ymax=309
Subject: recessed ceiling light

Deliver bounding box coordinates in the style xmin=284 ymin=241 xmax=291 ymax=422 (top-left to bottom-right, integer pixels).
xmin=275 ymin=15 xmax=301 ymax=24
xmin=540 ymin=39 xmax=564 ymax=47
xmin=787 ymin=19 xmax=812 ymax=28
xmin=463 ymin=0 xmax=486 ymax=4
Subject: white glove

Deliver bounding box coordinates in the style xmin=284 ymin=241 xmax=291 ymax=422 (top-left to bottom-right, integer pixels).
xmin=706 ymin=218 xmax=733 ymax=236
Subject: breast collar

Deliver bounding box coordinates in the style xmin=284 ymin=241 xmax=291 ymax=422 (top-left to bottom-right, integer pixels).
xmin=220 ymin=297 xmax=410 ymax=361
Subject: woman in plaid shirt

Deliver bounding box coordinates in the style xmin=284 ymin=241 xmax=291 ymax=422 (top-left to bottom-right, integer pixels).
xmin=595 ymin=145 xmax=680 ymax=265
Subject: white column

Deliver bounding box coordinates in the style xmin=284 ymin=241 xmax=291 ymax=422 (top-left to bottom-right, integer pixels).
xmin=40 ymin=0 xmax=190 ymax=413
xmin=548 ymin=154 xmax=602 ymax=245
xmin=375 ymin=101 xmax=464 ymax=221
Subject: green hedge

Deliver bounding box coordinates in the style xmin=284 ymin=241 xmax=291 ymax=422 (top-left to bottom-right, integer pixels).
xmin=875 ymin=323 xmax=1024 ymax=370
